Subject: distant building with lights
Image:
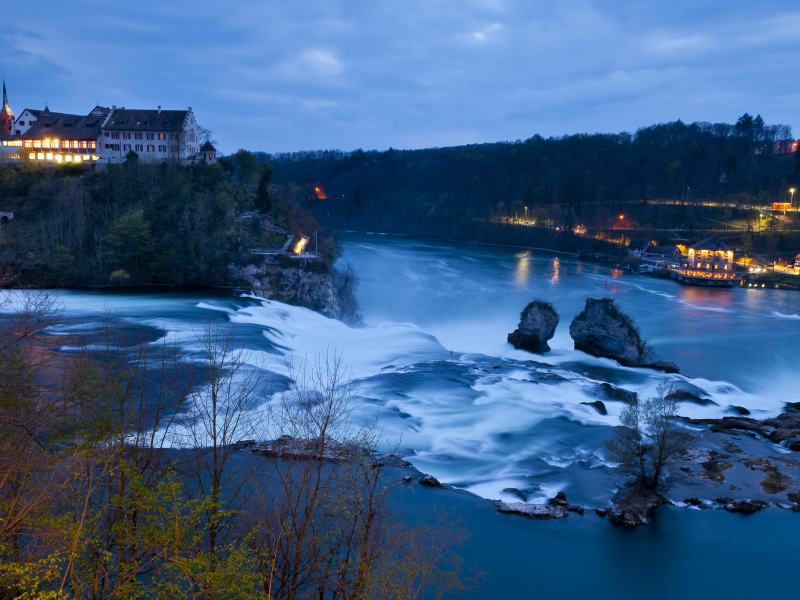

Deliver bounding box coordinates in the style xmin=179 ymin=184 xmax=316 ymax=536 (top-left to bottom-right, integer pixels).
xmin=0 ymin=82 xmax=211 ymax=166
xmin=672 ymin=236 xmax=739 ymax=287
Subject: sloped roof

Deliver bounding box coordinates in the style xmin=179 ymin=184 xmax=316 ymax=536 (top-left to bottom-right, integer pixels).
xmin=690 ymin=236 xmax=733 ymax=252
xmin=22 ymin=113 xmax=103 ymax=140
xmin=628 ymin=238 xmax=651 ymax=250
xmin=17 ymin=107 xmax=69 ymax=121
xmin=89 ymin=105 xmax=111 ymax=116
xmin=103 ymin=109 xmax=187 ymax=132
xmin=200 ymin=140 xmax=216 ymax=152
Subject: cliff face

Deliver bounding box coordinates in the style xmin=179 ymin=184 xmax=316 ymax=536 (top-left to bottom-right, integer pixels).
xmin=229 ymin=258 xmax=340 ymax=319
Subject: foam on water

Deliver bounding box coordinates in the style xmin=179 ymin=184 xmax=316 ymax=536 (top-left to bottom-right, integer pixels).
xmin=5 ymin=234 xmax=800 ymax=503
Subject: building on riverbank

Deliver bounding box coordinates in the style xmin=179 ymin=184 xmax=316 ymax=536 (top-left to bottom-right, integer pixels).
xmin=671 ymin=236 xmax=739 ymax=286
xmin=0 ymin=82 xmax=208 ymax=166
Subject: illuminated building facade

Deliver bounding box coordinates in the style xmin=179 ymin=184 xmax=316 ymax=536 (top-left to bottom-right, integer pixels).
xmin=2 ymin=82 xmax=209 ymax=166
xmin=100 ymin=106 xmax=200 ymax=163
xmin=19 ymin=111 xmax=102 ymax=163
xmin=672 ymin=236 xmax=738 ymax=287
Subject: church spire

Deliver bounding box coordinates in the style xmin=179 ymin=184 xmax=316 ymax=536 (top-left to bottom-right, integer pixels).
xmin=1 ymin=79 xmax=13 ymax=117
xmin=0 ymin=79 xmax=13 ymax=135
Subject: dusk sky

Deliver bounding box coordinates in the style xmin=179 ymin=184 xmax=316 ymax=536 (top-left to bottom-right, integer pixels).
xmin=5 ymin=1 xmax=800 ymax=154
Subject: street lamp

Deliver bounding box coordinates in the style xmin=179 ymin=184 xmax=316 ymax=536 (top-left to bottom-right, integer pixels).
xmin=791 ymin=188 xmax=796 ymax=209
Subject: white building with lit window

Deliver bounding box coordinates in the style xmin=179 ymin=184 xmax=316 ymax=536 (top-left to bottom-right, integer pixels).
xmin=99 ymin=105 xmax=200 ymax=164
xmin=672 ymin=236 xmax=739 ymax=287
xmin=1 ymin=81 xmax=208 ymax=165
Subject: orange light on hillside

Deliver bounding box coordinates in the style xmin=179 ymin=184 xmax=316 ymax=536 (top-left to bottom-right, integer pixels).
xmin=294 ymin=237 xmax=308 ymax=254
xmin=619 ymin=215 xmax=624 ymax=220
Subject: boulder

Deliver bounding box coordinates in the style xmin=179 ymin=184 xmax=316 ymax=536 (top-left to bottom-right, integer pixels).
xmin=495 ymin=501 xmax=568 ymax=519
xmin=595 ymin=508 xmax=607 ymax=517
xmin=787 ymin=439 xmax=800 ymax=451
xmin=666 ymin=390 xmax=717 ymax=406
xmin=508 ymin=300 xmax=559 ymax=353
xmin=503 ymin=487 xmax=528 ymax=502
xmin=580 ymin=400 xmax=608 ymax=415
xmin=566 ymin=504 xmax=584 ymax=515
xmin=729 ymin=405 xmax=751 ymax=416
xmin=642 ymin=360 xmax=680 ymax=373
xmin=568 ymin=298 xmax=646 ymax=365
xmin=609 ymin=506 xmax=650 ymax=527
xmin=595 ymin=383 xmax=638 ymax=404
xmin=549 ymin=491 xmax=569 ymax=507
xmin=419 ymin=475 xmax=443 ymax=488
xmin=686 ymin=497 xmax=702 ymax=506
xmin=609 ymin=489 xmax=670 ymax=528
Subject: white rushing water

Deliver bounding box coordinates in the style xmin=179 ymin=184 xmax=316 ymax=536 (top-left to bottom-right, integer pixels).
xmin=7 ymin=233 xmax=800 ymax=504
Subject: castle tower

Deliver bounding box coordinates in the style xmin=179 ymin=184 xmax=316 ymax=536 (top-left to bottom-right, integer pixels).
xmin=0 ymin=80 xmax=13 ymax=136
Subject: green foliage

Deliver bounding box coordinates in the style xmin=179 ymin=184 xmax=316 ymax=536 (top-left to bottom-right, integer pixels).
xmin=255 ymin=161 xmax=274 ymax=213
xmin=260 ymin=115 xmax=799 ymax=254
xmin=0 ymin=160 xmax=336 ymax=287
xmin=519 ymin=299 xmax=557 ymax=323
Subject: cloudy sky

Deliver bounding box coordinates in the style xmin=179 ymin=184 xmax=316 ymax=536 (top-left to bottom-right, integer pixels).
xmin=5 ymin=1 xmax=800 ymax=153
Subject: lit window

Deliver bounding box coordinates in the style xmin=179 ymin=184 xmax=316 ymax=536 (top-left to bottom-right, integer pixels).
xmin=42 ymin=140 xmax=50 ymax=148
xmin=65 ymin=155 xmax=72 ymax=162
xmin=46 ymin=153 xmax=53 ymax=160
xmin=24 ymin=141 xmax=32 ymax=148
xmin=89 ymin=141 xmax=95 ymax=149
xmin=29 ymin=153 xmax=35 ymax=159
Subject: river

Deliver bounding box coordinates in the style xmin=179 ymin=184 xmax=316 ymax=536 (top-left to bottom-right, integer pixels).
xmin=22 ymin=232 xmax=800 ymax=598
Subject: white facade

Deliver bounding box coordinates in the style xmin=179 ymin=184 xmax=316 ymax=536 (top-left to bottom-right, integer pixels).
xmin=13 ymin=109 xmax=41 ymax=136
xmin=99 ymin=106 xmax=201 ymax=164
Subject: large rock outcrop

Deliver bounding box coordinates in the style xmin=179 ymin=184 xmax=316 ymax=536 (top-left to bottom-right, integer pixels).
xmin=568 ymin=298 xmax=679 ymax=372
xmin=507 ymin=300 xmax=559 ymax=353
xmin=229 ymin=258 xmax=340 ymax=318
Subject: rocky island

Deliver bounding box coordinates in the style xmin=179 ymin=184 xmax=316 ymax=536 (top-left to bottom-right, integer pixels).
xmin=569 ymin=298 xmax=680 ymax=372
xmin=507 ymin=299 xmax=559 ymax=353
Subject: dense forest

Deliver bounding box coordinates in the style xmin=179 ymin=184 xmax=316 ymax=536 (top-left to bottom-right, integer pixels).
xmin=0 ymin=153 xmax=335 ymax=287
xmin=262 ymin=114 xmax=800 ymax=259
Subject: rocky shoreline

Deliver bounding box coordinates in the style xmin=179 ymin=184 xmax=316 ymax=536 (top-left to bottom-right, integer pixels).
xmin=228 ymin=258 xmax=341 ymax=318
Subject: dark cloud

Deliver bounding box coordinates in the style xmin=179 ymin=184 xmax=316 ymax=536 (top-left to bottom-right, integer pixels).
xmin=6 ymin=1 xmax=800 ymax=152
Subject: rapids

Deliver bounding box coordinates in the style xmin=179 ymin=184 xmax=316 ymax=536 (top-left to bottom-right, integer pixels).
xmin=12 ymin=232 xmax=800 ymax=505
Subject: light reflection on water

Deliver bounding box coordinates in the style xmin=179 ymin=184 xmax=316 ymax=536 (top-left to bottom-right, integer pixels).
xmin=513 ymin=251 xmax=531 ymax=286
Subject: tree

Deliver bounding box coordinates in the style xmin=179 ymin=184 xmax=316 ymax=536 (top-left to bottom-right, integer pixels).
xmin=742 ymin=234 xmax=754 ymax=258
xmin=232 ymin=150 xmax=258 ymax=186
xmin=605 ymin=384 xmax=693 ymax=490
xmin=255 ymin=162 xmax=274 ymax=213
xmin=106 ymin=210 xmax=154 ymax=282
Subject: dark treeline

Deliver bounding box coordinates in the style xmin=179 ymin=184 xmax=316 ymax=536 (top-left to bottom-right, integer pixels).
xmin=260 ymin=115 xmax=800 ymax=255
xmin=0 ymin=153 xmax=335 ymax=288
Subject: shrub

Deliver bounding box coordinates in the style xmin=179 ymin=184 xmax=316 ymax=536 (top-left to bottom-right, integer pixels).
xmin=519 ymin=298 xmax=558 ymax=323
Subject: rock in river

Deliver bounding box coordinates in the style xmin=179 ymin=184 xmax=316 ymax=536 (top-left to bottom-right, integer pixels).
xmin=569 ymin=298 xmax=679 ymax=373
xmin=495 ymin=501 xmax=568 ymax=519
xmin=419 ymin=474 xmax=443 ymax=488
xmin=508 ymin=300 xmax=559 ymax=353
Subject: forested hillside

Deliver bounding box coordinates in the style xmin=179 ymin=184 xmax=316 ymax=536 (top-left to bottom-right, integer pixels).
xmin=0 ymin=154 xmax=334 ymax=287
xmin=263 ymin=115 xmax=800 ymax=255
